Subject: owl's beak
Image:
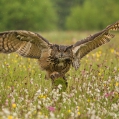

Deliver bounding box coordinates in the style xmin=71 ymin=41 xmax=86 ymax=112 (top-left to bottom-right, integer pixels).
xmin=61 ymin=52 xmax=63 ymax=57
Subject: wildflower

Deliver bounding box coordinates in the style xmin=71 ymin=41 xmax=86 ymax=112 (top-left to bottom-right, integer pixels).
xmin=98 ymin=73 xmax=101 ymax=76
xmin=98 ymin=51 xmax=102 ymax=54
xmin=114 ymin=92 xmax=118 ymax=97
xmin=87 ymin=99 xmax=90 ymax=102
xmin=39 ymin=95 xmax=46 ymax=99
xmin=5 ymin=100 xmax=9 ymax=106
xmin=45 ymin=115 xmax=48 ymax=118
xmin=32 ymin=70 xmax=34 ymax=73
xmin=28 ymin=58 xmax=30 ymax=61
xmin=115 ymin=82 xmax=118 ymax=86
xmin=8 ymin=116 xmax=13 ymax=119
xmin=104 ymin=92 xmax=114 ymax=98
xmin=58 ymin=84 xmax=62 ymax=90
xmin=38 ymin=111 xmax=42 ymax=115
xmin=110 ymin=48 xmax=114 ymax=53
xmin=12 ymin=103 xmax=16 ymax=108
xmin=96 ymin=53 xmax=100 ymax=58
xmin=7 ymin=86 xmax=10 ymax=89
xmin=81 ymin=70 xmax=85 ymax=75
xmin=48 ymin=106 xmax=55 ymax=112
xmin=68 ymin=110 xmax=71 ymax=113
xmin=86 ymin=54 xmax=89 ymax=58
xmin=92 ymin=53 xmax=95 ymax=57
xmin=93 ymin=98 xmax=96 ymax=101
xmin=78 ymin=112 xmax=81 ymax=115
xmin=15 ymin=54 xmax=18 ymax=57
xmin=14 ymin=60 xmax=17 ymax=63
xmin=50 ymin=112 xmax=55 ymax=118
xmin=76 ymin=106 xmax=80 ymax=110
xmin=97 ymin=58 xmax=99 ymax=61
xmin=85 ymin=60 xmax=88 ymax=63
xmin=43 ymin=95 xmax=46 ymax=98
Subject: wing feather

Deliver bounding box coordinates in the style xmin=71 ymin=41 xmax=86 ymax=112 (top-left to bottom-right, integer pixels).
xmin=0 ymin=30 xmax=50 ymax=59
xmin=73 ymin=21 xmax=119 ymax=59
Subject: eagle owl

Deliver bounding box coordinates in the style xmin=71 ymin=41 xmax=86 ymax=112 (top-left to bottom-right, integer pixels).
xmin=0 ymin=21 xmax=119 ymax=82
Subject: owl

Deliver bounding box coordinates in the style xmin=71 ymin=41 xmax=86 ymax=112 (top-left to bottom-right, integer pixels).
xmin=0 ymin=21 xmax=119 ymax=83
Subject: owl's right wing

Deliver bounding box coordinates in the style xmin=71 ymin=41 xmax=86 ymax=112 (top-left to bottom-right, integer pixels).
xmin=72 ymin=20 xmax=119 ymax=70
xmin=0 ymin=30 xmax=51 ymax=59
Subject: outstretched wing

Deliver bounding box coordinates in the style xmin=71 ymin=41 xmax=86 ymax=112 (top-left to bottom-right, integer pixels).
xmin=0 ymin=30 xmax=50 ymax=59
xmin=72 ymin=20 xmax=119 ymax=70
xmin=73 ymin=21 xmax=119 ymax=59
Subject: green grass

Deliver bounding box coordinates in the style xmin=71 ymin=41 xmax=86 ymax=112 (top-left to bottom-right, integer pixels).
xmin=0 ymin=31 xmax=119 ymax=119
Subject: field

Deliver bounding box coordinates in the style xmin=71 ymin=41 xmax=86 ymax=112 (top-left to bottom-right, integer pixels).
xmin=0 ymin=31 xmax=119 ymax=119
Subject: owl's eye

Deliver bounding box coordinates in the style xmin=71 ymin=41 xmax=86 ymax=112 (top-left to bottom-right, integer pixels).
xmin=65 ymin=49 xmax=71 ymax=54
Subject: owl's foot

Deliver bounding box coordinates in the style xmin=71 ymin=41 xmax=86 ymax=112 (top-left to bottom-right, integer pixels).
xmin=50 ymin=72 xmax=60 ymax=80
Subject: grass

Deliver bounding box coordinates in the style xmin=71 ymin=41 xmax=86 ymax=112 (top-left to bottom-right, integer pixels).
xmin=0 ymin=31 xmax=119 ymax=119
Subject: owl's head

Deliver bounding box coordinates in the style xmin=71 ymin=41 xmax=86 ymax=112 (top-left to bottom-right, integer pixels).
xmin=50 ymin=44 xmax=73 ymax=61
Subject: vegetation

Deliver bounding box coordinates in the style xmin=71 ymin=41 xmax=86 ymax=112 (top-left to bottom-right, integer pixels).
xmin=0 ymin=0 xmax=57 ymax=31
xmin=0 ymin=31 xmax=119 ymax=119
xmin=66 ymin=0 xmax=119 ymax=30
xmin=0 ymin=0 xmax=119 ymax=31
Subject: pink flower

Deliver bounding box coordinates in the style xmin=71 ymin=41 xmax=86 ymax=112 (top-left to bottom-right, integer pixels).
xmin=81 ymin=70 xmax=85 ymax=75
xmin=104 ymin=92 xmax=114 ymax=98
xmin=47 ymin=106 xmax=55 ymax=112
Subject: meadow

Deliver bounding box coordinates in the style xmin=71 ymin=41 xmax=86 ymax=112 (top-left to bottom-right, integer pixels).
xmin=0 ymin=31 xmax=119 ymax=119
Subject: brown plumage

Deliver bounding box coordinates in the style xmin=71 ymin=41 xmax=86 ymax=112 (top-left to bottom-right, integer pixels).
xmin=0 ymin=21 xmax=119 ymax=81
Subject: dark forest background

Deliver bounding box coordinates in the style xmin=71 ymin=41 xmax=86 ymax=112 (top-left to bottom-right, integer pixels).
xmin=0 ymin=0 xmax=119 ymax=31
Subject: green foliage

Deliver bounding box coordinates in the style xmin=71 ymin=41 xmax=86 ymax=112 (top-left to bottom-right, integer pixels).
xmin=0 ymin=0 xmax=119 ymax=31
xmin=0 ymin=0 xmax=57 ymax=31
xmin=53 ymin=78 xmax=67 ymax=92
xmin=51 ymin=0 xmax=85 ymax=29
xmin=66 ymin=0 xmax=119 ymax=30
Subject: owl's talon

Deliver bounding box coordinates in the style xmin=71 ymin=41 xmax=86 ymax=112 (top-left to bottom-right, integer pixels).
xmin=50 ymin=72 xmax=60 ymax=80
xmin=50 ymin=75 xmax=55 ymax=80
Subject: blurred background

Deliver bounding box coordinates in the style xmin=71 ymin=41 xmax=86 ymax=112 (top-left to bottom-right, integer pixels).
xmin=0 ymin=0 xmax=119 ymax=32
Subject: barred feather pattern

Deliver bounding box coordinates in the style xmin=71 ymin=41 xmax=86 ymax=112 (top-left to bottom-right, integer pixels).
xmin=73 ymin=21 xmax=119 ymax=59
xmin=0 ymin=31 xmax=49 ymax=58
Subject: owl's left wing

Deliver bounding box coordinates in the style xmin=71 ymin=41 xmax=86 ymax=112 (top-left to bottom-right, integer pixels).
xmin=72 ymin=20 xmax=119 ymax=70
xmin=0 ymin=30 xmax=51 ymax=59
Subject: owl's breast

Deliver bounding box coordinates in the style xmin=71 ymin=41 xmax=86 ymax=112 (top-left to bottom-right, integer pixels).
xmin=54 ymin=60 xmax=71 ymax=73
xmin=38 ymin=48 xmax=72 ymax=74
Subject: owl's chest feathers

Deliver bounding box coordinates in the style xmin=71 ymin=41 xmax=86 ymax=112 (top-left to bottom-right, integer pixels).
xmin=53 ymin=59 xmax=70 ymax=71
xmin=38 ymin=51 xmax=71 ymax=73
